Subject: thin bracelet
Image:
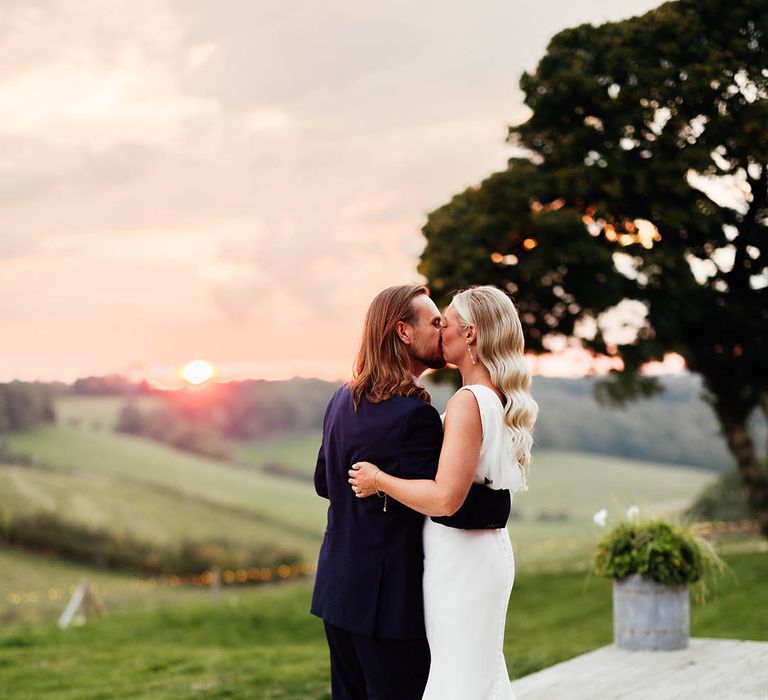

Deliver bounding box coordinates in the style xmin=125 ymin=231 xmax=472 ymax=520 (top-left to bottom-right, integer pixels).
xmin=373 ymin=469 xmax=388 ymax=512
xmin=373 ymin=469 xmax=384 ymax=497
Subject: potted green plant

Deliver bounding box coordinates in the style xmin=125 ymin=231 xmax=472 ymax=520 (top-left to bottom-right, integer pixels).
xmin=592 ymin=514 xmax=723 ymax=651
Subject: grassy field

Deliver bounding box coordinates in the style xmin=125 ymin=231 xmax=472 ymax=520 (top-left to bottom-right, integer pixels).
xmin=0 ymin=550 xmax=765 ymax=699
xmin=231 ymin=431 xmax=322 ymax=479
xmin=54 ymin=396 xmax=163 ymax=431
xmin=0 ymin=396 xmax=717 ymax=577
xmin=0 ymin=397 xmax=760 ymax=698
xmin=230 ymin=417 xmax=717 ymax=534
xmin=0 ymin=459 xmax=321 ymax=558
xmin=1 ymin=424 xmax=327 ymax=560
xmin=230 ymin=426 xmax=720 ymax=567
xmin=3 ymin=425 xmax=326 ymax=532
xmin=0 ymin=548 xmax=224 ymax=626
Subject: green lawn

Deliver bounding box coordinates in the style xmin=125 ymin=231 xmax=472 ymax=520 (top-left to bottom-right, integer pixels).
xmin=1 ymin=396 xmax=717 ymax=570
xmin=0 ymin=548 xmax=221 ymax=626
xmin=0 ymin=398 xmax=755 ymax=698
xmin=0 ymin=551 xmax=765 ymax=699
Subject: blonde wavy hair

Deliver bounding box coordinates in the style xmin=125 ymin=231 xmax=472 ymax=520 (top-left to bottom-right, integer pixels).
xmin=349 ymin=284 xmax=431 ymax=408
xmin=451 ymin=285 xmax=538 ymax=475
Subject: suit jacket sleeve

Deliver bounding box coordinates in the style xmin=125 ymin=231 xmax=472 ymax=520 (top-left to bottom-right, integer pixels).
xmin=314 ymin=439 xmax=328 ymax=499
xmin=398 ymin=403 xmax=442 ymax=480
xmin=398 ymin=403 xmax=510 ymax=528
xmin=314 ymin=402 xmax=332 ymax=499
xmin=432 ymin=483 xmax=510 ymax=530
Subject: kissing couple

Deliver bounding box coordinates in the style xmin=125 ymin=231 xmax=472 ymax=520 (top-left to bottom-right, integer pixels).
xmin=311 ymin=284 xmax=538 ymax=699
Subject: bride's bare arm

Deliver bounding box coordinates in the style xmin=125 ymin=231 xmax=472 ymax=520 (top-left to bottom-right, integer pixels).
xmin=348 ymin=390 xmax=481 ymax=517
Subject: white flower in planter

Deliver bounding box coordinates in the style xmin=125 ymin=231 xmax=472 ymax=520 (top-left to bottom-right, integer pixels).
xmin=626 ymin=505 xmax=640 ymax=521
xmin=593 ymin=508 xmax=608 ymax=527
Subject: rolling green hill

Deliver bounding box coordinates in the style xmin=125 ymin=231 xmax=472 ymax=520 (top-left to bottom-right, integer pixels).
xmin=232 ymin=417 xmax=718 ymax=566
xmin=2 ymin=424 xmax=326 ymax=536
xmin=1 ymin=397 xmax=328 ymax=563
xmin=1 ymin=396 xmax=717 ymax=585
xmin=231 ymin=431 xmax=322 ymax=479
xmin=54 ymin=395 xmax=163 ymax=431
xmin=0 ymin=393 xmax=754 ymax=680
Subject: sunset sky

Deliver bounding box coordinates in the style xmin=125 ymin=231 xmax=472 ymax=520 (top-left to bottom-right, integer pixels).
xmin=1 ymin=0 xmax=666 ymax=384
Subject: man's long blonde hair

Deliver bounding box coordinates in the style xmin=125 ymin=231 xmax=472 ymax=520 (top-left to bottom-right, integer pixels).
xmin=349 ymin=285 xmax=431 ymax=408
xmin=452 ymin=285 xmax=538 ymax=472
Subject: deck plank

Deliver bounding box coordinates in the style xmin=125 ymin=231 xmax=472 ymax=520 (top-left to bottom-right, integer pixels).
xmin=509 ymin=638 xmax=768 ymax=699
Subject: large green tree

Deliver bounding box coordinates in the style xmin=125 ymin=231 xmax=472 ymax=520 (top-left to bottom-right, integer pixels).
xmin=419 ymin=0 xmax=768 ymax=535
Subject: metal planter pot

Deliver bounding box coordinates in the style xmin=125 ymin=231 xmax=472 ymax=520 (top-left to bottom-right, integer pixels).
xmin=613 ymin=574 xmax=689 ymax=651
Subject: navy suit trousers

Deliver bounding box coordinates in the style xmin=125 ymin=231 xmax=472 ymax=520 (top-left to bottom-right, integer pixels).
xmin=323 ymin=621 xmax=430 ymax=700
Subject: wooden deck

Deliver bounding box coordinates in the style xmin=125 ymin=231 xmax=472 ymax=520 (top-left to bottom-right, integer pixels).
xmin=509 ymin=638 xmax=768 ymax=699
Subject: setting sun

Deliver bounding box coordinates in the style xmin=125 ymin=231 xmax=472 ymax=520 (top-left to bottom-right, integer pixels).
xmin=181 ymin=360 xmax=216 ymax=385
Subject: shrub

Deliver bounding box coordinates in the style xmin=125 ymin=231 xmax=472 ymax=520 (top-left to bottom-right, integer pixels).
xmin=0 ymin=509 xmax=302 ymax=578
xmin=592 ymin=519 xmax=723 ymax=589
xmin=686 ymin=468 xmax=754 ymax=522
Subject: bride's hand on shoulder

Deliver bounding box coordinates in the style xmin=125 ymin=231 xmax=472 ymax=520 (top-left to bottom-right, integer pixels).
xmin=348 ymin=461 xmax=380 ymax=498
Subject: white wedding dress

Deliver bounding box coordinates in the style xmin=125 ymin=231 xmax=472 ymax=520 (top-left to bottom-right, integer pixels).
xmin=422 ymin=384 xmax=526 ymax=700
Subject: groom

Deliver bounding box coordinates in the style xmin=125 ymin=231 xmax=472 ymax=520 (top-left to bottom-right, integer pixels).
xmin=311 ymin=284 xmax=510 ymax=700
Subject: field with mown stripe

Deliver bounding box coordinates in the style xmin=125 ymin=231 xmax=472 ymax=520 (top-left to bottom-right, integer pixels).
xmin=0 ymin=396 xmax=759 ymax=700
xmin=0 ymin=397 xmax=718 ymax=573
xmin=2 ymin=421 xmax=327 ymax=554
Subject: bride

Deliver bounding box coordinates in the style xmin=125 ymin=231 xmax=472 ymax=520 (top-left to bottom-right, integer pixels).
xmin=348 ymin=285 xmax=538 ymax=700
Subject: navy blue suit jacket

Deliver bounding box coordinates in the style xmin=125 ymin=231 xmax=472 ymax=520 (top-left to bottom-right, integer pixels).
xmin=311 ymin=386 xmax=439 ymax=639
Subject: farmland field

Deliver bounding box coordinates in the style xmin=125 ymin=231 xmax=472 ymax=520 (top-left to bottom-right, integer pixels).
xmin=2 ymin=423 xmax=327 ymax=552
xmin=0 ymin=397 xmax=718 ymax=575
xmin=0 ymin=397 xmax=760 ymax=699
xmin=54 ymin=395 xmax=163 ymax=431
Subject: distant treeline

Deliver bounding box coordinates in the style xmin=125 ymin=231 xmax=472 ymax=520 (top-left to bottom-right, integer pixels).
xmin=110 ymin=373 xmax=766 ymax=471
xmin=12 ymin=371 xmax=764 ymax=470
xmin=0 ymin=382 xmax=56 ymax=433
xmin=116 ymin=401 xmax=230 ymax=460
xmin=116 ymin=378 xmax=338 ymax=458
xmin=530 ymin=375 xmax=766 ymax=471
xmin=427 ymin=374 xmax=766 ymax=472
xmin=220 ymin=378 xmax=337 ymax=438
xmin=68 ymin=374 xmax=159 ymax=396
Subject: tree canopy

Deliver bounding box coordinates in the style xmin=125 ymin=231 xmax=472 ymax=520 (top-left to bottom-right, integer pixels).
xmin=0 ymin=382 xmax=56 ymax=433
xmin=419 ymin=0 xmax=768 ymax=534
